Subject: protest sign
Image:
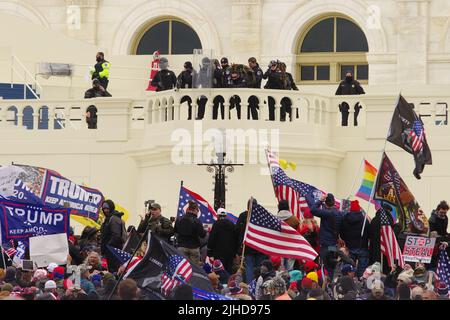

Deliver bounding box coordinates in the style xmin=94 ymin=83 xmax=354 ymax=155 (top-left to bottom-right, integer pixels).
xmin=402 ymin=235 xmax=436 ymax=263
xmin=0 ymin=200 xmax=70 ymax=244
xmin=30 ymin=233 xmax=69 ymax=267
xmin=0 ymin=165 xmax=104 ymax=222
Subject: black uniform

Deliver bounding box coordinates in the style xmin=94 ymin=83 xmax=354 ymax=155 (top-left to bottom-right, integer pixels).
xmin=248 ymin=64 xmax=263 ymax=120
xmin=151 ymin=69 xmax=177 ymax=92
xmin=177 ymin=69 xmax=194 ymax=119
xmin=335 ymin=78 xmax=365 ymax=126
xmin=263 ymin=68 xmax=285 ymax=121
xmin=212 ymin=66 xmax=225 ymax=120
xmin=227 ymin=76 xmax=248 ymax=120
xmin=280 ymin=72 xmax=299 ymax=121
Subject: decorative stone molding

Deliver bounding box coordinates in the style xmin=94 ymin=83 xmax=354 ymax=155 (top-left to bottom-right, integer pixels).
xmin=0 ymin=1 xmax=50 ymax=28
xmin=111 ymin=0 xmax=222 ymax=55
xmin=275 ymin=0 xmax=389 ymax=56
xmin=65 ymin=0 xmax=99 ymax=8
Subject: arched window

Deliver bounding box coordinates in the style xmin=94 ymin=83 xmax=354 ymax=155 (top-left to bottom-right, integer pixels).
xmin=134 ymin=18 xmax=202 ymax=55
xmin=297 ymin=16 xmax=369 ymax=84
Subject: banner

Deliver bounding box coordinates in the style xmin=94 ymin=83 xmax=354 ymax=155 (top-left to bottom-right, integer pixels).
xmin=402 ymin=236 xmax=436 ymax=263
xmin=30 ymin=233 xmax=69 ymax=267
xmin=2 ymin=165 xmax=104 ymax=222
xmin=373 ymin=152 xmax=429 ymax=235
xmin=0 ymin=200 xmax=70 ymax=244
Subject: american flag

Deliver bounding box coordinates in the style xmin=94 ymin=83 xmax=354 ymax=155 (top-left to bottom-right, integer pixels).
xmin=2 ymin=240 xmax=17 ymax=258
xmin=267 ymin=150 xmax=341 ymax=219
xmin=161 ymin=255 xmax=193 ymax=296
xmin=243 ymin=201 xmax=318 ymax=261
xmin=408 ymin=120 xmax=424 ymax=152
xmin=192 ymin=287 xmax=235 ymax=300
xmin=437 ymin=249 xmax=450 ymax=288
xmin=379 ymin=208 xmax=404 ymax=268
xmin=107 ymin=245 xmax=142 ymax=271
xmin=177 ymin=186 xmax=217 ymax=226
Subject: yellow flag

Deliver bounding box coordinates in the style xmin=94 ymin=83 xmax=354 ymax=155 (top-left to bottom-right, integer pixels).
xmin=279 ymin=159 xmax=297 ymax=171
xmin=279 ymin=159 xmax=288 ymax=170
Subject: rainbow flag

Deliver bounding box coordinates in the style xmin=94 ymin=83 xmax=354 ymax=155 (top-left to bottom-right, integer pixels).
xmin=355 ymin=159 xmax=381 ymax=210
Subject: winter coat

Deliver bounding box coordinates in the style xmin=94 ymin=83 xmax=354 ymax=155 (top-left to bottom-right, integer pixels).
xmin=429 ymin=210 xmax=448 ymax=237
xmin=174 ymin=212 xmax=206 ymax=249
xmin=208 ymin=218 xmax=239 ymax=260
xmin=100 ymin=211 xmax=126 ymax=253
xmin=340 ymin=211 xmax=370 ymax=249
xmin=335 ymin=79 xmax=365 ymax=95
xmin=137 ymin=214 xmax=174 ymax=243
xmin=307 ymin=194 xmax=343 ymax=247
xmin=151 ymin=69 xmax=177 ymax=91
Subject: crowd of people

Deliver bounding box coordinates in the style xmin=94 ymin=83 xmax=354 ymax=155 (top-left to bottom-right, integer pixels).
xmin=83 ymin=52 xmax=365 ymax=127
xmin=0 ymin=194 xmax=448 ymax=301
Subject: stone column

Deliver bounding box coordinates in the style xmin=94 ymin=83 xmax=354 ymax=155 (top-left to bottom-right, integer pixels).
xmin=396 ymin=0 xmax=430 ymax=84
xmin=65 ymin=0 xmax=99 ymax=45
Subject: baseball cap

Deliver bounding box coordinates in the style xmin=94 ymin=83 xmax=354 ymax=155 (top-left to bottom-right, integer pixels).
xmin=220 ymin=57 xmax=228 ymax=64
xmin=47 ymin=263 xmax=58 ymax=273
xmin=45 ymin=280 xmax=57 ymax=290
xmin=149 ymin=203 xmax=161 ymax=210
xmin=217 ymin=208 xmax=227 ymax=216
xmin=341 ymin=264 xmax=356 ymax=275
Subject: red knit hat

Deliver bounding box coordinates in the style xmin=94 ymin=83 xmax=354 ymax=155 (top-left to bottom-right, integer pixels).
xmin=270 ymin=256 xmax=282 ymax=270
xmin=350 ymin=200 xmax=361 ymax=212
xmin=304 ymin=260 xmax=318 ymax=273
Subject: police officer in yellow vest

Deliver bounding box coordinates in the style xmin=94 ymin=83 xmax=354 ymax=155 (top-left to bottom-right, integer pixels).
xmin=90 ymin=52 xmax=111 ymax=90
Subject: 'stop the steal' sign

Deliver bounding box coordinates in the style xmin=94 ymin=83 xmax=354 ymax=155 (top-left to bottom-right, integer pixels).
xmin=402 ymin=235 xmax=436 ymax=263
xmin=0 ymin=165 xmax=104 ymax=222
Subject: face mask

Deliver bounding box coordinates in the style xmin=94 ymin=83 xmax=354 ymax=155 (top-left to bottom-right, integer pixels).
xmin=345 ymin=76 xmax=353 ymax=82
xmin=96 ymin=56 xmax=102 ymax=62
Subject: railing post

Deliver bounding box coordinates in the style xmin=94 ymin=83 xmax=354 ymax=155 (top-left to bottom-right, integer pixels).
xmin=224 ymin=101 xmax=230 ymax=120
xmin=48 ymin=106 xmax=55 ymax=130
xmin=96 ymin=98 xmax=131 ymax=141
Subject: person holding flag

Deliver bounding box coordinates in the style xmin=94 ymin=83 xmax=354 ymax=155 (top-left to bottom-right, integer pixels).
xmin=306 ymin=192 xmax=343 ymax=279
xmin=174 ymin=201 xmax=207 ymax=266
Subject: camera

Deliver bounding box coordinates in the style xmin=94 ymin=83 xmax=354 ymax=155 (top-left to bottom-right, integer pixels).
xmin=144 ymin=199 xmax=155 ymax=210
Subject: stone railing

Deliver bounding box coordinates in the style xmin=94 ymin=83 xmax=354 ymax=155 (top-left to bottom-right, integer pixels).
xmin=0 ymin=89 xmax=448 ymax=134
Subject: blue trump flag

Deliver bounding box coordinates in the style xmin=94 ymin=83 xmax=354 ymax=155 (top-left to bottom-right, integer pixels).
xmin=4 ymin=165 xmax=104 ymax=222
xmin=0 ymin=200 xmax=70 ymax=244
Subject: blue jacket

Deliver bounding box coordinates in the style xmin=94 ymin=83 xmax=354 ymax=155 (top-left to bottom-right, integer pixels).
xmin=307 ymin=194 xmax=343 ymax=247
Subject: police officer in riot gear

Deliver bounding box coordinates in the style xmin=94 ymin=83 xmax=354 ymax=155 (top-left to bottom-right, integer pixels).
xmin=335 ymin=71 xmax=365 ymax=126
xmin=248 ymin=57 xmax=263 ymax=120
xmin=280 ymin=62 xmax=299 ymax=121
xmin=177 ymin=61 xmax=195 ymax=119
xmin=151 ymin=57 xmax=177 ymax=92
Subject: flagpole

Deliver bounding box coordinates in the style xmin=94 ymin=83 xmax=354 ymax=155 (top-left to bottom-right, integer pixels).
xmin=0 ymin=246 xmax=7 ymax=269
xmin=360 ymin=93 xmax=401 ymax=237
xmin=265 ymin=148 xmax=278 ymax=200
xmin=239 ymin=197 xmax=253 ymax=272
xmin=347 ymin=157 xmax=364 ymax=199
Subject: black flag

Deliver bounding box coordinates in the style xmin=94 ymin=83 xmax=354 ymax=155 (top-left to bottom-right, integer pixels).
xmin=122 ymin=227 xmax=140 ymax=254
xmin=387 ymin=95 xmax=432 ymax=179
xmin=124 ymin=233 xmax=213 ymax=300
